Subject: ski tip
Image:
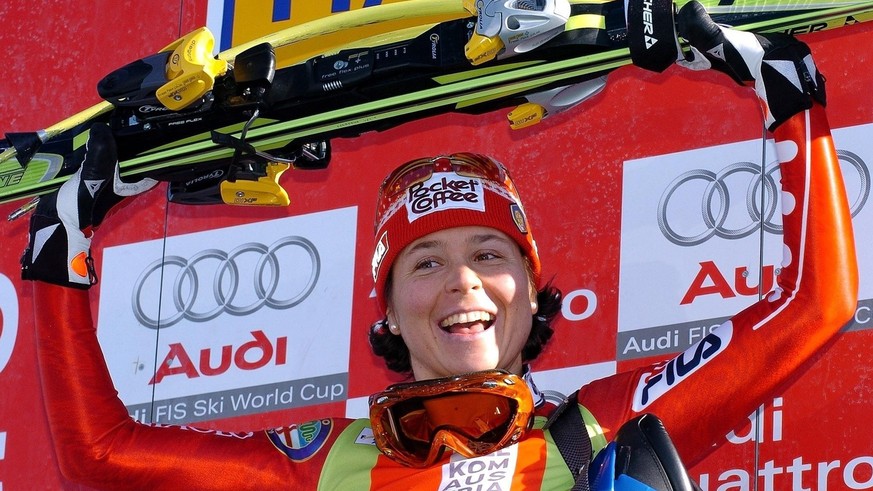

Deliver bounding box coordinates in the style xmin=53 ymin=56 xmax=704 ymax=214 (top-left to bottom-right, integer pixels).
xmin=5 ymin=131 xmax=43 ymax=166
xmin=0 ymin=145 xmax=16 ymax=166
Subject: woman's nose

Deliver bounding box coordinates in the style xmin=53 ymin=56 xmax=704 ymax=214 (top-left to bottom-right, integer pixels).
xmin=444 ymin=264 xmax=482 ymax=294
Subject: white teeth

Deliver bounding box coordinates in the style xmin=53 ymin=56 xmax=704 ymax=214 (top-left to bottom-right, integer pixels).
xmin=440 ymin=311 xmax=493 ymax=328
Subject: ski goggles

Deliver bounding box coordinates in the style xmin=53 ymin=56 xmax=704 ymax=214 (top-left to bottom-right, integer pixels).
xmin=377 ymin=153 xmax=514 ymax=208
xmin=368 ymin=370 xmax=534 ymax=468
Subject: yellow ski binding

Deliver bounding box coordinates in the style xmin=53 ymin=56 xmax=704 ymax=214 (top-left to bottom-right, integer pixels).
xmin=464 ymin=0 xmax=570 ymax=66
xmin=157 ymin=27 xmax=229 ymax=111
xmin=220 ymin=162 xmax=291 ymax=206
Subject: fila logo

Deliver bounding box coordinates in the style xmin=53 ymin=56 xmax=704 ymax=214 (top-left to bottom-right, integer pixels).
xmin=632 ymin=322 xmax=733 ymax=411
xmin=371 ymin=232 xmax=389 ymax=281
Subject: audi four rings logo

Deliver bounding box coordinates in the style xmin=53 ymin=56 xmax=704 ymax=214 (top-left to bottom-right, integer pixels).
xmin=657 ymin=150 xmax=870 ymax=246
xmin=132 ymin=236 xmax=321 ymax=328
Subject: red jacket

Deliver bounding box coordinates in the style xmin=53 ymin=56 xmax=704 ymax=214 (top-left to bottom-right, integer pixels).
xmin=32 ymin=105 xmax=857 ymax=489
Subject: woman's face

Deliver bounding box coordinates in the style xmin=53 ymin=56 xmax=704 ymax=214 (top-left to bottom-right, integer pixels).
xmin=385 ymin=226 xmax=537 ymax=381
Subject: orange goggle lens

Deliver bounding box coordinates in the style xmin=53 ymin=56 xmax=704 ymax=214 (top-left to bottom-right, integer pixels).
xmin=377 ymin=153 xmax=511 ymax=207
xmin=368 ymin=370 xmax=534 ymax=468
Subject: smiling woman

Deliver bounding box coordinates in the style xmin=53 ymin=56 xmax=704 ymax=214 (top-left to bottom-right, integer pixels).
xmin=367 ymin=153 xmax=564 ymax=379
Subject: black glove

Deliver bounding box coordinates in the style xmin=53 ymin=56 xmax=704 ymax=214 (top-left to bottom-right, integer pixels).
xmin=20 ymin=123 xmax=157 ymax=288
xmin=626 ymin=0 xmax=682 ymax=73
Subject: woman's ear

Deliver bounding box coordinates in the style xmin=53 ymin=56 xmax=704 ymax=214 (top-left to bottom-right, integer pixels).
xmin=529 ymin=280 xmax=538 ymax=315
xmin=524 ymin=257 xmax=539 ymax=315
xmin=385 ymin=308 xmax=401 ymax=335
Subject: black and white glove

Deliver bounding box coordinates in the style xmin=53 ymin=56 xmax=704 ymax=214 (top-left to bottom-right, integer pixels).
xmin=676 ymin=0 xmax=826 ymax=131
xmin=20 ymin=123 xmax=158 ymax=288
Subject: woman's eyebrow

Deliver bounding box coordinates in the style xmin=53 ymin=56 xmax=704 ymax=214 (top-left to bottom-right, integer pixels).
xmin=471 ymin=233 xmax=511 ymax=245
xmin=403 ymin=239 xmax=440 ymax=256
xmin=403 ymin=232 xmax=510 ymax=257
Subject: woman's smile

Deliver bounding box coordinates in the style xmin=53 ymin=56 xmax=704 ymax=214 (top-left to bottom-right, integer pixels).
xmin=438 ymin=310 xmax=495 ymax=333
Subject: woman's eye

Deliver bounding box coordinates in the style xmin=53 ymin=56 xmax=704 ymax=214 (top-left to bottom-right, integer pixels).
xmin=476 ymin=251 xmax=500 ymax=261
xmin=414 ymin=258 xmax=439 ymax=270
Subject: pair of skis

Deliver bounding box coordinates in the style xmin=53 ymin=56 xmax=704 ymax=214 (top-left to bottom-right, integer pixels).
xmin=2 ymin=0 xmax=872 ymax=213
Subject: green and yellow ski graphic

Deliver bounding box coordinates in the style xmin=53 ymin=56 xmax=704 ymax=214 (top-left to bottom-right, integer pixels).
xmin=1 ymin=0 xmax=871 ymax=207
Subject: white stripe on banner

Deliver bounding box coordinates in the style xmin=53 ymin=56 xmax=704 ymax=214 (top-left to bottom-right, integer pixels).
xmin=206 ymin=0 xmax=225 ymax=55
xmin=0 ymin=430 xmax=6 ymax=491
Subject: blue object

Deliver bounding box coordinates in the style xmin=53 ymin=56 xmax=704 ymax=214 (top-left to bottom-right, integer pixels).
xmin=590 ymin=442 xmax=658 ymax=491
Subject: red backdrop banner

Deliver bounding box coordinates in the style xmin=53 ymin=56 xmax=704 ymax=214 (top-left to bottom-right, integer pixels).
xmin=1 ymin=1 xmax=872 ymax=489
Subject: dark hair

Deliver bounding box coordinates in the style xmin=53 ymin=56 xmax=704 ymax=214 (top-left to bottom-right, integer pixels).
xmin=369 ymin=283 xmax=562 ymax=375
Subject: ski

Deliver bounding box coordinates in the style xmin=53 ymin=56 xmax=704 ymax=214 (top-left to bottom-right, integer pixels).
xmin=2 ymin=0 xmax=872 ymax=209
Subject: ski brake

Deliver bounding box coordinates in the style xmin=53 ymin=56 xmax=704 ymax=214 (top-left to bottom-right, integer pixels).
xmin=463 ymin=0 xmax=602 ymax=129
xmin=464 ymin=0 xmax=571 ymax=65
xmin=508 ymin=76 xmax=608 ymax=129
xmin=209 ymin=109 xmax=330 ymax=207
